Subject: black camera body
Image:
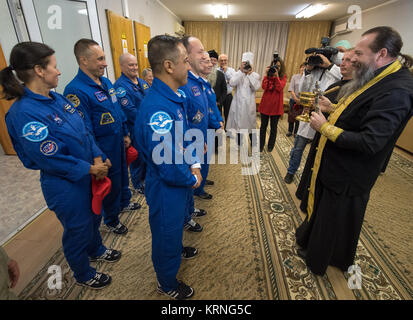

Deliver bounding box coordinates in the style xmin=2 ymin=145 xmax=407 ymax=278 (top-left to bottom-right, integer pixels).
xmin=244 ymin=61 xmax=252 ymax=71
xmin=267 ymin=51 xmax=280 ymax=77
xmin=305 ymin=37 xmax=338 ymax=67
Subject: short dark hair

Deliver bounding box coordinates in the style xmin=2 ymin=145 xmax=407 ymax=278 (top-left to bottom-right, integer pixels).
xmin=148 ymin=35 xmax=182 ymax=75
xmin=363 ymin=26 xmax=413 ymax=68
xmin=363 ymin=26 xmax=402 ymax=58
xmin=74 ymin=38 xmax=99 ymax=63
xmin=0 ymin=42 xmax=55 ymax=100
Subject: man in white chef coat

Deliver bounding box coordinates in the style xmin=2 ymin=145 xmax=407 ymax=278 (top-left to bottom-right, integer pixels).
xmin=226 ymin=52 xmax=261 ymax=147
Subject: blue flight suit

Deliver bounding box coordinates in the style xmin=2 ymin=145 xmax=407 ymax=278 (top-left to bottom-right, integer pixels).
xmin=114 ymin=73 xmax=150 ymax=191
xmin=134 ymin=78 xmax=197 ymax=291
xmin=180 ymin=72 xmax=210 ymax=202
xmin=5 ymin=87 xmax=107 ymax=283
xmin=64 ymin=69 xmax=131 ymax=228
xmin=202 ymin=77 xmax=223 ymax=130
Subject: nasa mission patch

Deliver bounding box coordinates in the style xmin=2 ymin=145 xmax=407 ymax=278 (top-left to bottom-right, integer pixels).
xmin=149 ymin=111 xmax=173 ymax=134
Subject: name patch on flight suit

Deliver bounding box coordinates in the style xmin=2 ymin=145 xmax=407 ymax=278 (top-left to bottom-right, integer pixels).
xmin=109 ymin=88 xmax=118 ymax=104
xmin=66 ymin=94 xmax=80 ymax=107
xmin=95 ymin=91 xmax=108 ymax=102
xmin=64 ymin=104 xmax=76 ymax=114
xmin=100 ymin=113 xmax=115 ymax=125
xmin=191 ymin=86 xmax=201 ymax=97
xmin=22 ymin=122 xmax=49 ymax=142
xmin=40 ymin=140 xmax=58 ymax=156
xmin=192 ymin=110 xmax=204 ymax=124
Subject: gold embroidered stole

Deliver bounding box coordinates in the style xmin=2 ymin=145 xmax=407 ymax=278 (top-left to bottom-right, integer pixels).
xmin=307 ymin=60 xmax=402 ymax=221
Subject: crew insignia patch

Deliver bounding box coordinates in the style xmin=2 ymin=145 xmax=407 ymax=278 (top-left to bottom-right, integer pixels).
xmin=66 ymin=94 xmax=80 ymax=107
xmin=100 ymin=113 xmax=115 ymax=125
xmin=116 ymin=87 xmax=127 ymax=98
xmin=148 ymin=111 xmax=173 ymax=134
xmin=192 ymin=110 xmax=204 ymax=124
xmin=95 ymin=91 xmax=108 ymax=102
xmin=191 ymin=86 xmax=201 ymax=97
xmin=22 ymin=122 xmax=48 ymax=142
xmin=40 ymin=140 xmax=58 ymax=156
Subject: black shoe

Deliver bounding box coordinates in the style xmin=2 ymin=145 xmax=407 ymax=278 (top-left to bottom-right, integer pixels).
xmin=286 ymin=132 xmax=292 ymax=137
xmin=284 ymin=173 xmax=294 ymax=184
xmin=184 ymin=219 xmax=203 ymax=232
xmin=122 ymin=202 xmax=141 ymax=211
xmin=182 ymin=247 xmax=198 ymax=260
xmin=195 ymin=192 xmax=213 ymax=200
xmin=205 ymin=180 xmax=214 ymax=185
xmin=297 ymin=248 xmax=307 ymax=260
xmin=77 ymin=272 xmax=111 ymax=290
xmin=157 ymin=281 xmax=194 ymax=300
xmin=191 ymin=208 xmax=207 ymax=218
xmin=106 ymin=222 xmax=128 ymax=235
xmin=90 ymin=249 xmax=122 ymax=263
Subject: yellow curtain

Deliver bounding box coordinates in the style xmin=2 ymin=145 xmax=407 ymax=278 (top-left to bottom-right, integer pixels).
xmin=183 ymin=21 xmax=222 ymax=53
xmin=284 ymin=21 xmax=332 ymax=81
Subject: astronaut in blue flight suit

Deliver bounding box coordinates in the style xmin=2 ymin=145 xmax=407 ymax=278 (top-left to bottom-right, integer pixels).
xmin=114 ymin=53 xmax=150 ymax=194
xmin=134 ymin=35 xmax=201 ymax=299
xmin=180 ymin=60 xmax=212 ymax=200
xmin=64 ymin=39 xmax=139 ymax=236
xmin=2 ymin=42 xmax=121 ymax=289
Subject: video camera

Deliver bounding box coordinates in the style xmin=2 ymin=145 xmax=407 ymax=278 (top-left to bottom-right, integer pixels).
xmin=267 ymin=51 xmax=280 ymax=77
xmin=305 ymin=37 xmax=338 ymax=67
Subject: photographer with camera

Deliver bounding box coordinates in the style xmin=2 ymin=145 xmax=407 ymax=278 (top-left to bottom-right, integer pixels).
xmin=258 ymin=53 xmax=287 ymax=152
xmin=284 ymin=38 xmax=342 ymax=184
xmin=226 ymin=52 xmax=261 ymax=146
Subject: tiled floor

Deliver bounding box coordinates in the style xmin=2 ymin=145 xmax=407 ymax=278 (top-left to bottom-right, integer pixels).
xmin=0 ymin=154 xmax=46 ymax=245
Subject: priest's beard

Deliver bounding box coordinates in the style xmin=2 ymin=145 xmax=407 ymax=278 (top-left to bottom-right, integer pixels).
xmin=337 ymin=61 xmax=376 ymax=101
xmin=207 ymin=65 xmax=218 ymax=88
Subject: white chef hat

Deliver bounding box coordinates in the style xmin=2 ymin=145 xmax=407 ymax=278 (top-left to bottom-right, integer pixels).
xmin=242 ymin=52 xmax=254 ymax=65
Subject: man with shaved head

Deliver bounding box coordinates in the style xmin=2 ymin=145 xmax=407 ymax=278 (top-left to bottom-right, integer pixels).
xmin=114 ymin=53 xmax=150 ymax=195
xmin=64 ymin=39 xmax=140 ymax=237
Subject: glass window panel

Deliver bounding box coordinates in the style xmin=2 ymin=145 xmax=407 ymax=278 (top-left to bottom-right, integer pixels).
xmin=0 ymin=0 xmax=19 ymax=64
xmin=32 ymin=0 xmax=93 ymax=93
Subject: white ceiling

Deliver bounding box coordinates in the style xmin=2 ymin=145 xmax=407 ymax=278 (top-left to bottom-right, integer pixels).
xmin=159 ymin=0 xmax=391 ymax=21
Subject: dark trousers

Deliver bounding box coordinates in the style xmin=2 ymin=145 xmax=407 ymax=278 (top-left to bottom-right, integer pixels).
xmin=260 ymin=114 xmax=280 ymax=152
xmin=223 ymin=93 xmax=233 ymax=129
xmin=288 ymin=98 xmax=299 ymax=134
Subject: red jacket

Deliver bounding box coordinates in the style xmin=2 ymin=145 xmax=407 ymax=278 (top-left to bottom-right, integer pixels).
xmin=258 ymin=75 xmax=287 ymax=116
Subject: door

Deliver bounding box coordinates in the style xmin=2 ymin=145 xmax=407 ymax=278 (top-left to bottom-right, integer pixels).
xmin=0 ymin=0 xmax=20 ymax=155
xmin=106 ymin=9 xmax=136 ymax=80
xmin=134 ymin=21 xmax=151 ymax=77
xmin=0 ymin=43 xmax=16 ymax=155
xmin=20 ymin=0 xmax=103 ymax=93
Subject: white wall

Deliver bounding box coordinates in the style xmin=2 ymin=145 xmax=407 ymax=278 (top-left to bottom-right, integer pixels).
xmin=331 ymin=0 xmax=413 ymax=56
xmin=127 ymin=0 xmax=182 ymax=37
xmin=95 ymin=0 xmax=181 ymax=82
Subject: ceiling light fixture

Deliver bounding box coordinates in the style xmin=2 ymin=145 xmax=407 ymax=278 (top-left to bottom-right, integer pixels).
xmin=211 ymin=4 xmax=228 ymax=19
xmin=296 ymin=4 xmax=327 ymax=19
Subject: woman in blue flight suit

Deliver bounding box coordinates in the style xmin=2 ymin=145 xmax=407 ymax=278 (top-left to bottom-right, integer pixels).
xmin=1 ymin=42 xmax=121 ymax=289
